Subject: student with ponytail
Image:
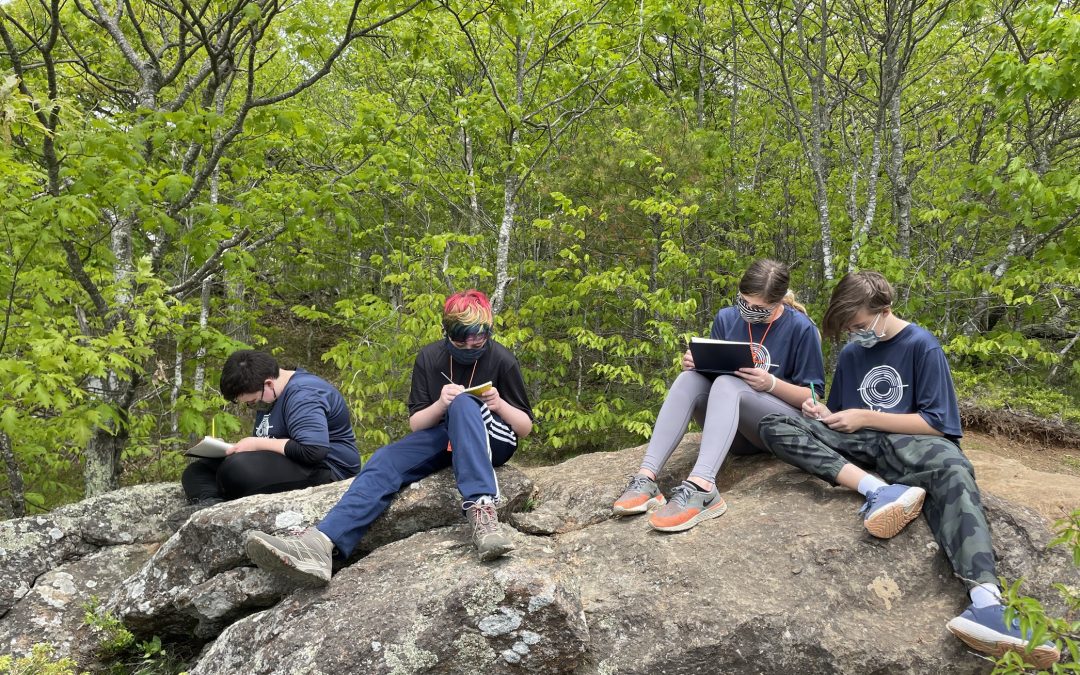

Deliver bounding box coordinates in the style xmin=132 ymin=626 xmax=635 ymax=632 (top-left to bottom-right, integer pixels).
xmin=613 ymin=259 xmax=825 ymax=532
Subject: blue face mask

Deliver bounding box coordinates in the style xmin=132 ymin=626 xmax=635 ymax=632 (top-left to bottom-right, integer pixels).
xmin=446 ymin=337 xmax=490 ymax=364
xmin=848 ymin=313 xmax=885 ymax=348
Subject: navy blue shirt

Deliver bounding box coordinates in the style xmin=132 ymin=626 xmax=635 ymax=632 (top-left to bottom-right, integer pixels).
xmin=827 ymin=324 xmax=962 ymax=440
xmin=253 ymin=369 xmax=360 ymax=480
xmin=709 ymin=305 xmax=826 ymax=397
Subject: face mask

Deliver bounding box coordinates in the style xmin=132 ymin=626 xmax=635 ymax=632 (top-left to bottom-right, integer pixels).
xmin=446 ymin=337 xmax=490 ymax=365
xmin=848 ymin=313 xmax=885 ymax=348
xmin=736 ymin=294 xmax=775 ymax=324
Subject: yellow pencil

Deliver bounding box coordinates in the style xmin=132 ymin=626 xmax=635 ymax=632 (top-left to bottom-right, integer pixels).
xmin=211 ymin=417 xmax=216 ymax=439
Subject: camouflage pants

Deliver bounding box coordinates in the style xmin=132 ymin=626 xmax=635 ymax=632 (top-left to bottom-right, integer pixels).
xmin=758 ymin=413 xmax=997 ymax=587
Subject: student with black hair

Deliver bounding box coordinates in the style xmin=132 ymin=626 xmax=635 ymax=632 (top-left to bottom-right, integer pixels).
xmin=179 ymin=350 xmax=360 ymax=508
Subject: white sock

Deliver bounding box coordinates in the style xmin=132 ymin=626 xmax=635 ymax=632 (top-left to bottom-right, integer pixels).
xmin=857 ymin=475 xmax=887 ymax=497
xmin=969 ymin=583 xmax=1002 ymax=608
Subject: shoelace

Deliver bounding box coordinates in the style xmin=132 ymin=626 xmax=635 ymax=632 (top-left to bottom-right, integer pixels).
xmin=858 ymin=489 xmax=881 ymax=517
xmin=463 ymin=501 xmax=499 ymax=536
xmin=668 ymin=483 xmax=695 ymax=507
xmin=625 ymin=474 xmax=653 ymax=492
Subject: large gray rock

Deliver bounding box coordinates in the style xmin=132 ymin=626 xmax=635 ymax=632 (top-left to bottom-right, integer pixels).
xmin=191 ymin=527 xmax=588 ymax=675
xmin=187 ymin=437 xmax=1079 ymax=674
xmin=105 ymin=465 xmax=534 ymax=639
xmin=0 ymin=543 xmax=156 ymax=663
xmin=0 ymin=483 xmax=184 ymax=619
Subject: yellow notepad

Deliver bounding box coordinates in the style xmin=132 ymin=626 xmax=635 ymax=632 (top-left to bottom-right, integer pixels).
xmin=462 ymin=381 xmax=493 ymax=396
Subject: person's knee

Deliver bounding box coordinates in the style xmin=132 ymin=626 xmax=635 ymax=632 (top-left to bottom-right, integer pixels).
xmin=758 ymin=412 xmax=792 ymax=439
xmin=448 ymin=394 xmax=481 ymax=416
xmin=217 ymin=454 xmax=258 ymax=497
xmin=708 ymin=374 xmax=742 ymax=395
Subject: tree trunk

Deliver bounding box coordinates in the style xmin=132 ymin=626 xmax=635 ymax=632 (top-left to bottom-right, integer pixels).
xmin=888 ymin=86 xmax=912 ymax=258
xmin=0 ymin=431 xmax=24 ymax=517
xmin=492 ymin=169 xmax=518 ymax=314
xmin=85 ymin=423 xmax=126 ymax=495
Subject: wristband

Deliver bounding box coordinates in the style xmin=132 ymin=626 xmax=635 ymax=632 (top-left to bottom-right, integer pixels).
xmin=766 ymin=374 xmax=777 ymax=393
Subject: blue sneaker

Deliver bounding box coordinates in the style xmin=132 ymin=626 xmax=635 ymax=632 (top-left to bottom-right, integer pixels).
xmin=946 ymin=604 xmax=1060 ymax=669
xmin=859 ymin=484 xmax=925 ymax=538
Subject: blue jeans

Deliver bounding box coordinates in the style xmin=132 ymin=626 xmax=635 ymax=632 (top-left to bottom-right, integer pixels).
xmin=318 ymin=395 xmax=517 ymax=557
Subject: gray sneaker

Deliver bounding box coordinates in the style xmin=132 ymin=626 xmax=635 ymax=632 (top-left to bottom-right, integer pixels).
xmin=464 ymin=497 xmax=514 ymax=561
xmin=612 ymin=474 xmax=666 ymax=515
xmin=649 ymin=480 xmax=727 ymax=532
xmin=245 ymin=527 xmax=333 ymax=586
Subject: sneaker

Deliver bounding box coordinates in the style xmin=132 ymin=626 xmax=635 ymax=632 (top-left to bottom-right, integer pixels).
xmin=860 ymin=484 xmax=926 ymax=539
xmin=464 ymin=497 xmax=514 ymax=562
xmin=648 ymin=481 xmax=728 ymax=532
xmin=612 ymin=474 xmax=666 ymax=515
xmin=245 ymin=527 xmax=333 ymax=587
xmin=946 ymin=603 xmax=1060 ymax=669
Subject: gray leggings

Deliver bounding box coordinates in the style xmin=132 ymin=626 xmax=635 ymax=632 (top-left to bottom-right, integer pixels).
xmin=640 ymin=371 xmax=801 ymax=483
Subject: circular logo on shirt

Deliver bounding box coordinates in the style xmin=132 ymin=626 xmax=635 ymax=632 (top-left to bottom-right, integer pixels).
xmin=858 ymin=366 xmax=908 ymax=410
xmin=751 ymin=343 xmax=773 ymax=371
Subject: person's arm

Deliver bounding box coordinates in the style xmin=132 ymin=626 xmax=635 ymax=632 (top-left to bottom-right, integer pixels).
xmin=410 ymin=383 xmax=464 ymax=431
xmin=228 ymin=436 xmax=289 ymax=455
xmin=479 ymin=386 xmax=533 ymax=437
xmin=819 ymin=408 xmax=942 ymax=435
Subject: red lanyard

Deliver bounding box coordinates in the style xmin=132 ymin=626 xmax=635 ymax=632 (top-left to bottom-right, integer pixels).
xmin=747 ymin=309 xmax=778 ymax=366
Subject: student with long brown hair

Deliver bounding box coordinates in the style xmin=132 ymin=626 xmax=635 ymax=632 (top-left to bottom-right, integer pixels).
xmin=613 ymin=259 xmax=825 ymax=532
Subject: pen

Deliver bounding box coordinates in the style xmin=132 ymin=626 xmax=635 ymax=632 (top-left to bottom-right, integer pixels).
xmin=808 ymin=382 xmax=821 ymax=419
xmin=440 ymin=371 xmax=453 ymax=384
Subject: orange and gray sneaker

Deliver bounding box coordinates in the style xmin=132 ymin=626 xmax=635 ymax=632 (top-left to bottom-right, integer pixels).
xmin=612 ymin=474 xmax=666 ymax=515
xmin=648 ymin=480 xmax=727 ymax=532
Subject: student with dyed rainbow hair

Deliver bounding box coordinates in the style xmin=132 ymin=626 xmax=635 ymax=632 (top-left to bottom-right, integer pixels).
xmin=244 ymin=290 xmax=534 ymax=584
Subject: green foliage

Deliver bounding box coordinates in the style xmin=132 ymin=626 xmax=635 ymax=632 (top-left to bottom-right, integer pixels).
xmin=82 ymin=599 xmax=191 ymax=675
xmin=0 ymin=644 xmax=85 ymax=675
xmin=992 ymin=509 xmax=1080 ymax=674
xmin=952 ymin=370 xmax=1080 ymax=425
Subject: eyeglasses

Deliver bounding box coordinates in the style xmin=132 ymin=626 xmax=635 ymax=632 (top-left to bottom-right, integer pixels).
xmin=235 ymin=383 xmax=273 ymax=407
xmin=449 ymin=334 xmax=488 ymax=348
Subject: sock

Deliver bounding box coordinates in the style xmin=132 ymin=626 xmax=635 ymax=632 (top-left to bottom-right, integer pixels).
xmin=686 ymin=479 xmax=711 ymax=492
xmin=969 ymin=583 xmax=1002 ymax=608
xmin=857 ymin=475 xmax=887 ymax=497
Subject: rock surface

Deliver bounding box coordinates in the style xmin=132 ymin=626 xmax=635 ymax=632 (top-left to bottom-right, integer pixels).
xmin=104 ymin=464 xmax=534 ymax=639
xmin=1 ymin=436 xmax=1078 ymax=674
xmin=183 ymin=437 xmax=1080 ymax=674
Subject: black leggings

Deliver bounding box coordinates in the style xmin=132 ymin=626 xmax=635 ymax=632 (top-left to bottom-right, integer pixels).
xmin=181 ymin=451 xmax=334 ymax=502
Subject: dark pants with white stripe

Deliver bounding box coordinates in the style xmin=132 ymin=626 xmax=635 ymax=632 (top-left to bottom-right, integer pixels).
xmin=317 ymin=394 xmax=516 ymax=558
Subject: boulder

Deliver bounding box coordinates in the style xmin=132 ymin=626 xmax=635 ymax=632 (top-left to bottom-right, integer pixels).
xmin=104 ymin=465 xmax=534 ymax=639
xmin=0 ymin=483 xmax=184 ymax=620
xmin=190 ymin=527 xmax=588 ymax=675
xmin=186 ymin=436 xmax=1080 ymax=674
xmin=2 ymin=435 xmax=1078 ymax=674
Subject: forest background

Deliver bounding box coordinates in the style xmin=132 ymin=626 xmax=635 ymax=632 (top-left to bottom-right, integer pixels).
xmin=0 ymin=0 xmax=1078 ymax=515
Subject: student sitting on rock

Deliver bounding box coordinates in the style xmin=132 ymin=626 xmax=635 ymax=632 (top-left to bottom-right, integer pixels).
xmin=244 ymin=289 xmax=533 ymax=584
xmin=758 ymin=270 xmax=1060 ymax=668
xmin=180 ymin=350 xmax=361 ymax=508
xmin=613 ymin=259 xmax=825 ymax=532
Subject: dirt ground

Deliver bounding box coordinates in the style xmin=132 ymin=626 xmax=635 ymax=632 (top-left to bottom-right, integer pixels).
xmin=964 ymin=429 xmax=1080 ymax=478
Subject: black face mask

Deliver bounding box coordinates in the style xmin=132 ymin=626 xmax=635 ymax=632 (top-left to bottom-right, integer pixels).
xmin=446 ymin=337 xmax=490 ymax=365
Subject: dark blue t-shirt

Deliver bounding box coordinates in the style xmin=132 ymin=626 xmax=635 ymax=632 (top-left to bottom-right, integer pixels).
xmin=709 ymin=305 xmax=826 ymax=396
xmin=826 ymin=324 xmax=962 ymax=440
xmin=253 ymin=369 xmax=360 ymax=479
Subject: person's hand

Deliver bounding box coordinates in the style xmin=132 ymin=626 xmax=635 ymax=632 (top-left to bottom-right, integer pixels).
xmin=226 ymin=437 xmax=260 ymax=455
xmin=802 ymin=400 xmax=830 ymax=420
xmin=480 ymin=386 xmax=503 ymax=414
xmin=681 ymin=350 xmax=695 ymax=371
xmin=736 ymin=367 xmax=776 ymax=393
xmin=820 ymin=409 xmax=867 ymax=433
xmin=440 ymin=383 xmax=464 ymax=409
